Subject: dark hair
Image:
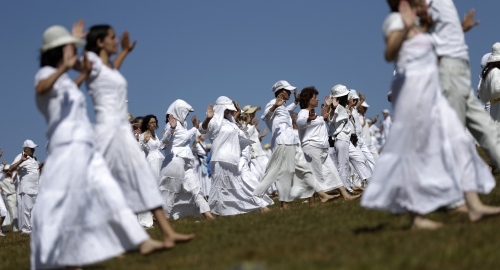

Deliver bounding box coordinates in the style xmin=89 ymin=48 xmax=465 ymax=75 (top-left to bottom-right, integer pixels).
xmin=140 ymin=114 xmax=159 ymax=133
xmin=275 ymin=89 xmax=291 ymax=98
xmin=338 ymin=95 xmax=348 ymax=107
xmin=133 ymin=116 xmax=143 ymax=124
xmin=482 ymin=62 xmax=500 ymax=81
xmin=85 ymin=25 xmax=112 ymax=54
xmin=299 ymin=86 xmax=319 ymax=109
xmin=387 ymin=0 xmax=399 ymax=12
xmin=40 ymin=45 xmax=64 ymax=68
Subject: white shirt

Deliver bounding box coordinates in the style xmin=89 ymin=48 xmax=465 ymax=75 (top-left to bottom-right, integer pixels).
xmin=246 ymin=125 xmax=266 ymax=157
xmin=262 ymin=99 xmax=298 ymax=148
xmin=479 ymin=68 xmax=500 ymax=121
xmin=328 ymin=105 xmax=351 ymax=142
xmin=426 ymin=0 xmax=469 ymax=61
xmin=0 ymin=174 xmax=16 ymax=195
xmin=161 ymin=123 xmax=198 ymax=161
xmin=12 ymin=153 xmax=39 ymax=195
xmin=296 ymin=109 xmax=328 ymax=149
xmin=361 ymin=115 xmax=372 ymax=145
xmin=382 ymin=116 xmax=393 ymax=140
xmin=139 ymin=133 xmax=165 ymax=161
xmin=351 ymin=108 xmax=363 ymax=137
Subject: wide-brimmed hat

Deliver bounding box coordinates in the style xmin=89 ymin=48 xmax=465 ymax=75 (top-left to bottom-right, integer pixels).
xmin=40 ymin=25 xmax=86 ymax=52
xmin=382 ymin=109 xmax=390 ymax=114
xmin=361 ymin=101 xmax=369 ymax=108
xmin=331 ymin=84 xmax=349 ymax=97
xmin=263 ymin=143 xmax=271 ymax=149
xmin=487 ymin=43 xmax=500 ymax=63
xmin=215 ymin=96 xmax=237 ymax=111
xmin=348 ymin=89 xmax=360 ymax=100
xmin=242 ymin=105 xmax=261 ymax=114
xmin=272 ymin=80 xmax=296 ymax=93
xmin=23 ymin=140 xmax=38 ymax=148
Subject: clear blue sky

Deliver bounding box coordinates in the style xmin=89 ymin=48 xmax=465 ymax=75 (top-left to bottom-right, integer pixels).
xmin=0 ymin=0 xmax=498 ymax=162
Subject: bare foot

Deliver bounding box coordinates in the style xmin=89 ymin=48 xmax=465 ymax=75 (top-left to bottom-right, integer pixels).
xmin=452 ymin=204 xmax=469 ymax=213
xmin=352 ymin=186 xmax=365 ymax=192
xmin=203 ymin=212 xmax=216 ymax=220
xmin=411 ymin=217 xmax=443 ymax=230
xmin=468 ymin=205 xmax=500 ymax=222
xmin=115 ymin=254 xmax=126 ymax=259
xmin=320 ymin=194 xmax=341 ymax=203
xmin=260 ymin=207 xmax=270 ymax=213
xmin=343 ymin=193 xmax=361 ymax=201
xmin=140 ymin=239 xmax=166 ymax=255
xmin=163 ymin=232 xmax=196 ymax=248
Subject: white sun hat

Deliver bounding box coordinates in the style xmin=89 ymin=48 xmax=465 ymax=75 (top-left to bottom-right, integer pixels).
xmin=487 ymin=43 xmax=500 ymax=63
xmin=331 ymin=84 xmax=349 ymax=97
xmin=23 ymin=140 xmax=38 ymax=148
xmin=366 ymin=118 xmax=373 ymax=124
xmin=215 ymin=96 xmax=237 ymax=111
xmin=382 ymin=109 xmax=390 ymax=114
xmin=481 ymin=53 xmax=492 ymax=69
xmin=361 ymin=101 xmax=370 ymax=107
xmin=348 ymin=89 xmax=360 ymax=100
xmin=40 ymin=25 xmax=86 ymax=52
xmin=272 ymin=80 xmax=296 ymax=92
xmin=2 ymin=164 xmax=10 ymax=171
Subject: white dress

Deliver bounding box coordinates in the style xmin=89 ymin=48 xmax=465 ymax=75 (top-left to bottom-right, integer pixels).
xmin=140 ymin=133 xmax=165 ymax=182
xmin=31 ymin=66 xmax=148 ymax=269
xmin=85 ymin=51 xmax=163 ymax=214
xmin=193 ymin=141 xmax=211 ymax=197
xmin=361 ymin=15 xmax=495 ymax=215
xmin=200 ymin=100 xmax=271 ymax=216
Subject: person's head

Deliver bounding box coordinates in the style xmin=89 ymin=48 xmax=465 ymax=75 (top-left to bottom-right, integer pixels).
xmin=387 ymin=0 xmax=422 ymax=12
xmin=360 ymin=101 xmax=370 ymax=115
xmin=22 ymin=140 xmax=38 ymax=156
xmin=141 ymin=114 xmax=159 ymax=133
xmin=2 ymin=164 xmax=12 ymax=178
xmin=127 ymin=113 xmax=134 ymax=124
xmin=39 ymin=25 xmax=85 ymax=68
xmin=215 ymin=96 xmax=237 ymax=118
xmin=331 ymin=84 xmax=350 ymax=106
xmin=482 ymin=43 xmax=500 ymax=81
xmin=133 ymin=116 xmax=143 ymax=125
xmin=242 ymin=105 xmax=261 ymax=121
xmin=348 ymin=90 xmax=360 ymax=105
xmin=85 ymin=25 xmax=119 ymax=56
xmin=272 ymin=80 xmax=296 ymax=100
xmin=299 ymin=86 xmax=319 ymax=109
xmin=382 ymin=109 xmax=390 ymax=118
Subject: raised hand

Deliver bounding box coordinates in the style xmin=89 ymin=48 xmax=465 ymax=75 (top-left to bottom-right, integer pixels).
xmin=325 ymin=95 xmax=332 ymax=106
xmin=169 ymin=114 xmax=178 ymax=129
xmin=308 ymin=109 xmax=318 ymax=122
xmin=121 ymin=31 xmax=137 ymax=52
xmin=63 ymin=44 xmax=77 ymax=70
xmin=1 ymin=159 xmax=6 ymax=165
xmin=293 ymin=89 xmax=300 ymax=103
xmin=144 ymin=130 xmax=152 ymax=142
xmin=261 ymin=128 xmax=268 ymax=137
xmin=359 ymin=92 xmax=366 ymax=103
xmin=21 ymin=153 xmax=28 ymax=162
xmin=321 ymin=104 xmax=329 ymax=119
xmin=274 ymin=93 xmax=285 ymax=107
xmin=71 ymin=19 xmax=88 ymax=39
xmin=256 ymin=125 xmax=261 ymax=133
xmin=191 ymin=115 xmax=199 ymax=129
xmin=332 ymin=97 xmax=339 ymax=107
xmin=233 ymin=100 xmax=241 ymax=113
xmin=462 ymin=9 xmax=480 ymax=32
xmin=252 ymin=117 xmax=259 ymax=126
xmin=399 ymin=0 xmax=417 ymax=29
xmin=206 ymin=104 xmax=214 ymax=119
xmin=348 ymin=96 xmax=356 ymax=109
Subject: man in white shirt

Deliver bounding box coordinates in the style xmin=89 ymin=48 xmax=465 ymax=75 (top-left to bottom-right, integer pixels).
xmin=8 ymin=140 xmax=41 ymax=234
xmin=380 ymin=109 xmax=392 ymax=146
xmin=253 ymin=80 xmax=321 ymax=209
xmin=422 ymin=0 xmax=500 ymax=169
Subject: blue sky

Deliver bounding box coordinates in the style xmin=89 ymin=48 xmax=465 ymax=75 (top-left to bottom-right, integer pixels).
xmin=0 ymin=0 xmax=498 ymax=162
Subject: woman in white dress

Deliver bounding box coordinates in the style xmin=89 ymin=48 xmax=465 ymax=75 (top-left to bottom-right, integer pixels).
xmin=479 ymin=43 xmax=500 ymax=122
xmin=200 ymin=96 xmax=271 ymax=216
xmin=31 ymin=24 xmax=165 ymax=269
xmin=296 ymin=86 xmax=359 ymax=201
xmin=140 ymin=114 xmax=165 ymax=181
xmin=159 ymin=99 xmax=214 ymax=220
xmin=84 ymin=24 xmax=194 ymax=241
xmin=361 ymin=0 xmax=500 ymax=229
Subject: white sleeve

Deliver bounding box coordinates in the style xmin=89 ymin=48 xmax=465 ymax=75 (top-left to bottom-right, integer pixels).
xmin=85 ymin=51 xmax=103 ymax=79
xmin=383 ymin=12 xmax=404 ymax=38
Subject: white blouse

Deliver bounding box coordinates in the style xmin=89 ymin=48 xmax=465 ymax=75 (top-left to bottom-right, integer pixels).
xmin=246 ymin=125 xmax=266 ymax=157
xmin=296 ymin=109 xmax=328 ymax=149
xmin=139 ymin=133 xmax=165 ymax=160
xmin=261 ymin=99 xmax=299 ymax=147
xmin=328 ymin=105 xmax=351 ymax=142
xmin=161 ymin=123 xmax=198 ymax=161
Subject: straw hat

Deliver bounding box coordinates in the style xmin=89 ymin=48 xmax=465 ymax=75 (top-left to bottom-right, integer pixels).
xmin=243 ymin=105 xmax=261 ymax=114
xmin=40 ymin=25 xmax=86 ymax=52
xmin=263 ymin=143 xmax=271 ymax=149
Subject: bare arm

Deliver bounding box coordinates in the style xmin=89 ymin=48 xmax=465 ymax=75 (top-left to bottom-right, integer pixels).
xmin=201 ymin=104 xmax=214 ymax=130
xmin=385 ymin=1 xmax=416 ymax=62
xmin=113 ymin=31 xmax=136 ymax=70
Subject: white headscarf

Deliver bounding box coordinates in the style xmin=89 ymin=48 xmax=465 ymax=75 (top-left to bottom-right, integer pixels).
xmin=208 ymin=96 xmax=236 ymax=140
xmin=166 ymin=99 xmax=194 ymax=128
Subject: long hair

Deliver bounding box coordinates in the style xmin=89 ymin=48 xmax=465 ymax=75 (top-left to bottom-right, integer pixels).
xmin=299 ymin=86 xmax=319 ymax=109
xmin=338 ymin=95 xmax=348 ymax=107
xmin=85 ymin=25 xmax=112 ymax=54
xmin=40 ymin=45 xmax=64 ymax=67
xmin=482 ymin=61 xmax=500 ymax=81
xmin=140 ymin=114 xmax=159 ymax=133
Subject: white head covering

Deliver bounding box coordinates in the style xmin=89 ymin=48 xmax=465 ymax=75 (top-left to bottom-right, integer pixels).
xmin=482 ymin=53 xmax=493 ymax=68
xmin=348 ymin=89 xmax=360 ymax=100
xmin=208 ymin=96 xmax=236 ymax=140
xmin=40 ymin=25 xmax=86 ymax=52
xmin=166 ymin=99 xmax=194 ymax=127
xmin=361 ymin=101 xmax=369 ymax=107
xmin=487 ymin=43 xmax=500 ymax=63
xmin=331 ymin=84 xmax=349 ymax=97
xmin=382 ymin=109 xmax=390 ymax=114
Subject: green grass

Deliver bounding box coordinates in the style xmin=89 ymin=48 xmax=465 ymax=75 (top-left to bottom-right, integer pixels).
xmin=2 ymin=148 xmax=500 ymax=270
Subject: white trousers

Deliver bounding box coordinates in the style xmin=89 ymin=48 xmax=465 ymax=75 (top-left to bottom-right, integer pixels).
xmin=357 ymin=137 xmax=376 ymax=170
xmin=19 ymin=193 xmax=36 ymax=234
xmin=332 ymin=140 xmax=372 ymax=190
xmin=5 ymin=194 xmax=18 ymax=231
xmin=302 ymin=145 xmax=343 ymax=192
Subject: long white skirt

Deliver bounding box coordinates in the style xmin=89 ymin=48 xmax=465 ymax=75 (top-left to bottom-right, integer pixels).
xmin=361 ymin=64 xmax=495 ymax=215
xmin=209 ymin=161 xmax=271 ymax=216
xmin=31 ymin=142 xmax=148 ymax=269
xmin=94 ymin=122 xmax=163 ymax=213
xmin=159 ymin=157 xmax=210 ymax=219
xmin=302 ymin=145 xmax=343 ymax=192
xmin=193 ymin=156 xmax=211 ymax=197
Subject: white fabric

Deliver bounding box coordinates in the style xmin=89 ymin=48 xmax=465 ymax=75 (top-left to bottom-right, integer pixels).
xmin=86 ymin=51 xmax=163 ymax=213
xmin=0 ymin=175 xmax=16 ymax=195
xmin=382 ymin=12 xmax=404 ymax=38
xmin=296 ymin=109 xmax=328 ymax=149
xmin=12 ymin=154 xmax=39 ymax=195
xmin=425 ymin=0 xmax=469 ymax=61
xmin=361 ymin=30 xmax=493 ymax=214
xmin=328 ymin=105 xmax=351 ymax=142
xmin=20 ymin=194 xmax=35 ymax=234
xmin=246 ymin=125 xmax=266 ymax=157
xmin=479 ymin=68 xmax=500 ymax=121
xmin=348 ymin=142 xmax=372 ymax=180
xmin=193 ymin=142 xmax=211 ymax=197
xmin=302 ymin=145 xmax=343 ymax=192
xmin=140 ymin=133 xmax=165 ymax=181
xmin=261 ymin=99 xmax=298 ymax=148
xmin=361 ymin=115 xmax=372 ymax=145
xmin=0 ymin=197 xmax=6 ymax=217
xmin=381 ymin=116 xmax=392 ymax=145
xmin=4 ymin=194 xmax=18 ymax=231
xmin=32 ymin=66 xmax=148 ymax=269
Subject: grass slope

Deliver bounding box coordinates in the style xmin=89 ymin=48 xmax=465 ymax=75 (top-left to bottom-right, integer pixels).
xmin=1 ymin=150 xmax=500 ymax=269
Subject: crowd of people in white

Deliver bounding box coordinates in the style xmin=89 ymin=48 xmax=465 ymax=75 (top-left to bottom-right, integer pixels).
xmin=2 ymin=0 xmax=500 ymax=269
